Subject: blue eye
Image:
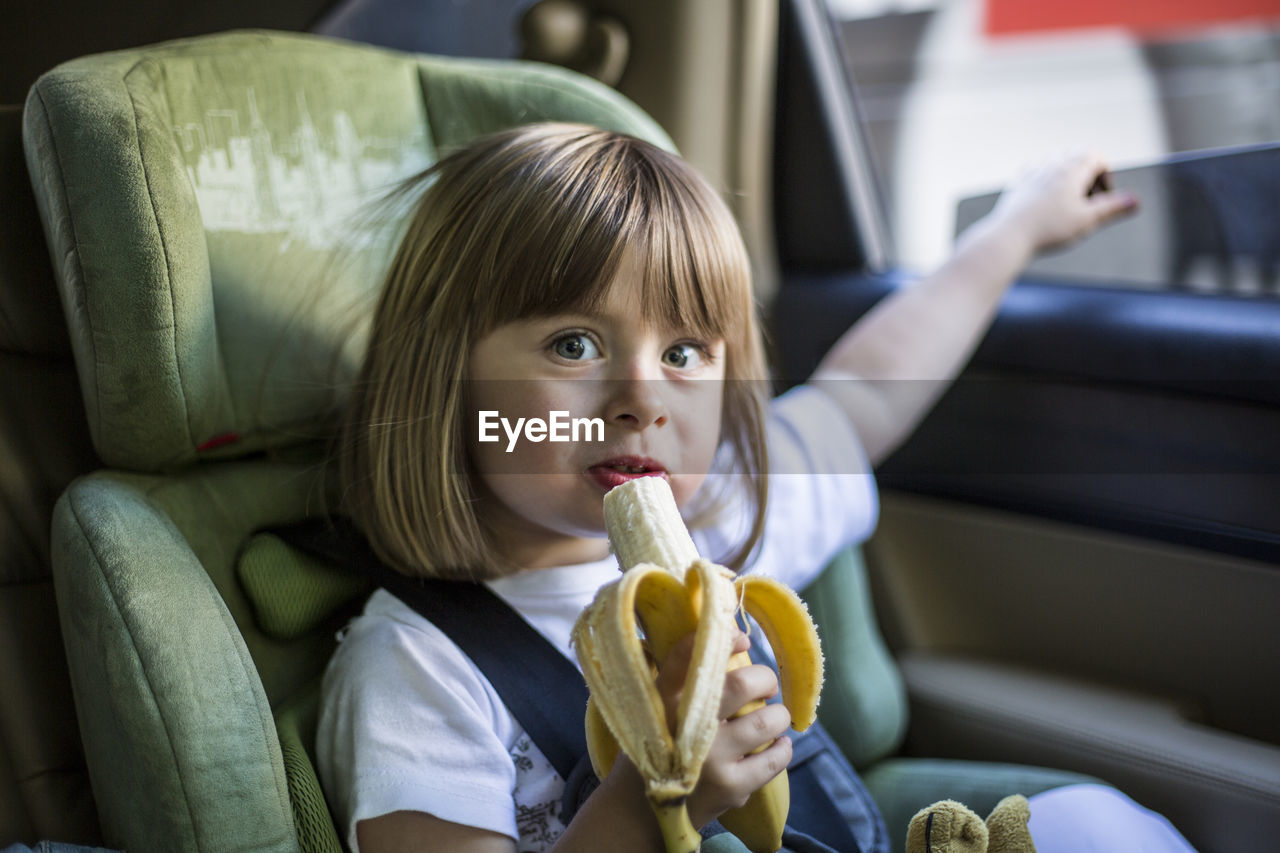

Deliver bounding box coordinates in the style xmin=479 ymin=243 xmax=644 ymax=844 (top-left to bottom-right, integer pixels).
xmin=663 ymin=344 xmax=702 ymax=369
xmin=553 ymin=334 xmax=598 ymax=360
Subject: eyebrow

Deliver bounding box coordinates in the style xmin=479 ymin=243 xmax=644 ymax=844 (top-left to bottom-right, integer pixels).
xmin=525 ymin=302 xmax=724 ymax=339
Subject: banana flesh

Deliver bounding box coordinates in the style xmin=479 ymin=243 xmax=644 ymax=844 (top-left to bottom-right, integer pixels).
xmin=603 ymin=476 xmax=700 ymax=571
xmin=572 ymin=477 xmax=824 ymax=853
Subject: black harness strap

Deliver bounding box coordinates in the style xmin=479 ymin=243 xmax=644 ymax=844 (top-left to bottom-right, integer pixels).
xmin=272 ymin=518 xmax=589 ymax=781
xmin=273 ymin=517 xmax=881 ymax=853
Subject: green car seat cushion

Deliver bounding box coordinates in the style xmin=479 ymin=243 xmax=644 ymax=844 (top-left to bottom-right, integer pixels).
xmin=276 ymin=681 xmax=344 ymax=853
xmin=51 ymin=472 xmax=299 ymax=852
xmin=238 ymin=530 xmax=372 ymax=641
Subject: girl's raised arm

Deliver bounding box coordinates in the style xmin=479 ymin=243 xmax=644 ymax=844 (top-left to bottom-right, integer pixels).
xmin=809 ymin=153 xmax=1139 ymax=466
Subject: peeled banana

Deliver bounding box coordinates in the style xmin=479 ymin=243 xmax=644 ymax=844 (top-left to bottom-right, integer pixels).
xmin=571 ymin=477 xmax=824 ymax=853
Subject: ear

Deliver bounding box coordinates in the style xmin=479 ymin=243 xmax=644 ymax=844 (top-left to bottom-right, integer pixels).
xmin=906 ymin=799 xmax=989 ymax=853
xmin=985 ymin=794 xmax=1036 ymax=853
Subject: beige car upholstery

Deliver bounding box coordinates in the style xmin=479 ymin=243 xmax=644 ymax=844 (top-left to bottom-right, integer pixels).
xmin=868 ymin=493 xmax=1280 ymax=853
xmin=902 ymin=653 xmax=1280 ymax=851
xmin=581 ymin=0 xmax=780 ymax=299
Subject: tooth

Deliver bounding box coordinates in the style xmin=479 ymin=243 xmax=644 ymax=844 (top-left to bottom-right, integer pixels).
xmin=574 ymin=477 xmax=825 ymax=853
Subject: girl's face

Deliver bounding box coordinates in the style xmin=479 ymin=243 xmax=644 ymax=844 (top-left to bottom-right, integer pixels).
xmin=467 ymin=254 xmax=727 ymax=570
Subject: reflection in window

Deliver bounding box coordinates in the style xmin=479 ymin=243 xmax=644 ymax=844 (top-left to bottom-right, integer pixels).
xmin=955 ymin=144 xmax=1280 ymax=295
xmin=828 ymin=0 xmax=1280 ymax=296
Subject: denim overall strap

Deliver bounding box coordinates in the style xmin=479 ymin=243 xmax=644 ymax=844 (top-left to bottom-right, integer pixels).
xmin=272 ymin=518 xmax=590 ymax=781
xmin=784 ymin=722 xmax=887 ymax=853
xmin=748 ymin=636 xmax=888 ymax=853
xmin=694 ymin=722 xmax=871 ymax=853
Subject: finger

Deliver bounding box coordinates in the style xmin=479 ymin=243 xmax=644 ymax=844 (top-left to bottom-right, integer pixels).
xmin=655 ymin=632 xmax=697 ymax=731
xmin=719 ymin=663 xmax=780 ymax=718
xmin=1088 ymin=188 xmax=1140 ymax=223
xmin=719 ymin=703 xmax=793 ymax=756
xmin=729 ymin=734 xmax=794 ymax=793
xmin=1075 ymin=150 xmax=1108 ymax=176
xmin=656 ymin=632 xmax=696 ymax=688
xmin=693 ymin=731 xmax=793 ymax=819
xmin=1065 ymin=151 xmax=1109 ymax=193
xmin=730 ymin=628 xmax=750 ymax=656
xmin=1086 ymin=171 xmax=1111 ymax=196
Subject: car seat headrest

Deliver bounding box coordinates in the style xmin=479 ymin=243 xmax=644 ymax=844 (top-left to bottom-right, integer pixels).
xmin=24 ymin=30 xmax=672 ymax=472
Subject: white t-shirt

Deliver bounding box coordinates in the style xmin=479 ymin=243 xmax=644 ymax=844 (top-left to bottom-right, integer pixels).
xmin=316 ymin=385 xmax=878 ymax=852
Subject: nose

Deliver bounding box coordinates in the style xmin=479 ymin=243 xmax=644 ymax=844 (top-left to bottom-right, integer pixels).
xmin=604 ymin=365 xmax=669 ymax=430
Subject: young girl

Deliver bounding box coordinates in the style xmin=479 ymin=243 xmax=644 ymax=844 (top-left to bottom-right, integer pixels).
xmin=317 ymin=122 xmax=1194 ymax=853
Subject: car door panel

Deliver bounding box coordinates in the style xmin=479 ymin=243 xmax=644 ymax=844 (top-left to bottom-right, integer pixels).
xmin=771 ymin=6 xmax=1280 ymax=846
xmin=774 ymin=269 xmax=1280 ymax=853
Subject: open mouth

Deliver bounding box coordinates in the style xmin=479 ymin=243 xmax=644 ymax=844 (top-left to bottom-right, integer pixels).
xmin=600 ymin=456 xmax=664 ymax=475
xmin=588 ymin=457 xmax=667 ymax=490
xmin=609 ymin=464 xmax=653 ymax=474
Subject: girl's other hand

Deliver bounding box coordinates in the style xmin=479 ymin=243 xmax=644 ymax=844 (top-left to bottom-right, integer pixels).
xmin=988 ymin=152 xmax=1139 ymax=257
xmin=655 ymin=630 xmax=793 ymax=829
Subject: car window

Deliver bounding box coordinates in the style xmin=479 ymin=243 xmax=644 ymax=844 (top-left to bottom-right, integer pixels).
xmin=826 ymin=0 xmax=1280 ymax=294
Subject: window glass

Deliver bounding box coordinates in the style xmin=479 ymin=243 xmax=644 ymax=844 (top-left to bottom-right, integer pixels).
xmin=828 ymin=0 xmax=1280 ymax=295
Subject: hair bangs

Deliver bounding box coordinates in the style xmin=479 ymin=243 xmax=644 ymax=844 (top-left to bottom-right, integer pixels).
xmin=631 ymin=163 xmax=753 ymax=344
xmin=457 ymin=129 xmax=752 ymax=343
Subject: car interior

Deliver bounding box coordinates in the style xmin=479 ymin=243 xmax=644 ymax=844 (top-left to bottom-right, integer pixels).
xmin=2 ymin=2 xmax=1278 ymax=852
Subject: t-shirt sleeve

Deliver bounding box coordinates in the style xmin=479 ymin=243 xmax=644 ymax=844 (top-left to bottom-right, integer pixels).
xmin=696 ymin=383 xmax=878 ymax=590
xmin=316 ymin=592 xmax=521 ymax=851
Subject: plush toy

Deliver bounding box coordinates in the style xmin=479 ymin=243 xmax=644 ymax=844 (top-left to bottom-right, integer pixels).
xmin=905 ymin=794 xmax=1036 ymax=853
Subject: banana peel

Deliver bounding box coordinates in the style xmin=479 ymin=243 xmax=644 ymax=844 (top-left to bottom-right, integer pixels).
xmin=571 ymin=477 xmax=824 ymax=853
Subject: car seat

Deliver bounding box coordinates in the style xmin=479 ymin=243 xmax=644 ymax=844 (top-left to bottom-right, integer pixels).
xmin=23 ymin=29 xmax=1092 ymax=853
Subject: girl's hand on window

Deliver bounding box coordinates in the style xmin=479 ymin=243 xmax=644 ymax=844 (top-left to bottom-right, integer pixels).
xmin=990 ymin=152 xmax=1139 ymax=256
xmin=654 ymin=630 xmax=793 ymax=829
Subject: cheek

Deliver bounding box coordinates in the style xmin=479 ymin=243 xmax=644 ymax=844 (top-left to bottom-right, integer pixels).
xmin=468 ymin=386 xmax=593 ymax=477
xmin=468 ymin=380 xmax=542 ymax=420
xmin=691 ymin=414 xmax=724 ymax=474
xmin=470 ymin=380 xmax=597 ymax=424
xmin=667 ymin=384 xmax=727 ymax=490
xmin=692 ymin=384 xmax=726 ymax=447
xmin=472 ymin=432 xmax=574 ymax=477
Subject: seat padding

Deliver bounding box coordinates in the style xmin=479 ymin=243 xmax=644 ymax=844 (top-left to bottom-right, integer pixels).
xmin=802 ymin=546 xmax=909 ymax=769
xmin=51 ymin=462 xmax=333 ymax=851
xmin=238 ymin=531 xmax=371 ymax=641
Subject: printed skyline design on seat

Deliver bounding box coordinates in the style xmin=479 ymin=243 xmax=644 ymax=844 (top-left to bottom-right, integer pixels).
xmin=170 ymin=86 xmax=430 ymax=249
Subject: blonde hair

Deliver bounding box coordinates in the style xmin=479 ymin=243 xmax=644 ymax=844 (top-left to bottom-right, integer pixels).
xmin=340 ymin=123 xmax=769 ymax=580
